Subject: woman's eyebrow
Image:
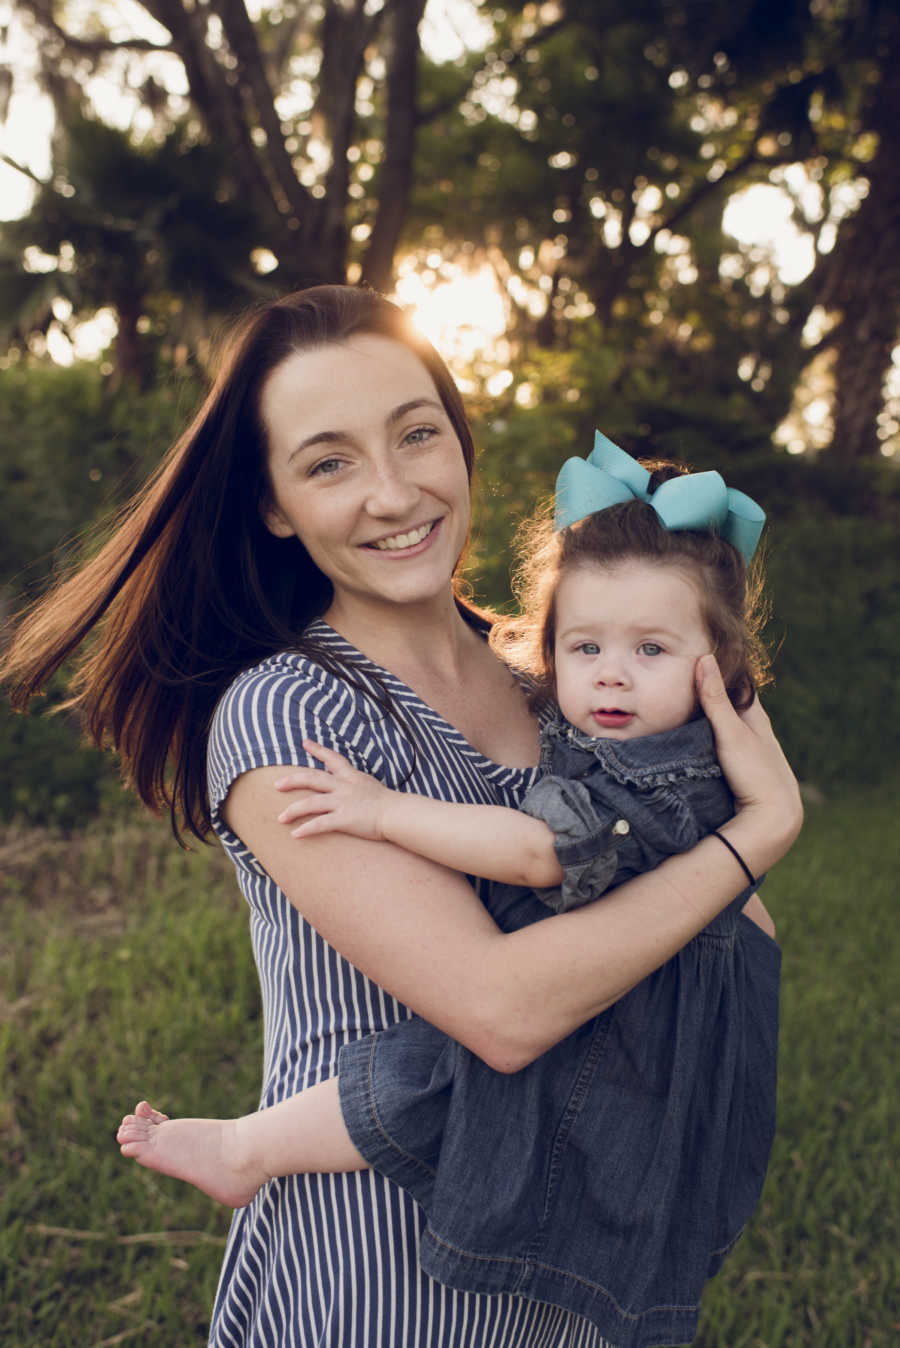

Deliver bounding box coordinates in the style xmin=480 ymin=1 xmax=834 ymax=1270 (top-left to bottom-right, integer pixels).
xmin=287 ymin=429 xmax=344 ymax=463
xmin=387 ymin=397 xmax=445 ymax=425
xmin=287 ymin=398 xmax=445 ymax=463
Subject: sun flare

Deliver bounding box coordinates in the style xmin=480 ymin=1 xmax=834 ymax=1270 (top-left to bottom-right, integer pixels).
xmin=391 ymin=258 xmax=511 ymax=386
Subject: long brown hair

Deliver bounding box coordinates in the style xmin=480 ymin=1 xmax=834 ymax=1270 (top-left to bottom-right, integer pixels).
xmin=492 ymin=460 xmax=771 ymax=712
xmin=2 ymin=286 xmax=482 ymax=840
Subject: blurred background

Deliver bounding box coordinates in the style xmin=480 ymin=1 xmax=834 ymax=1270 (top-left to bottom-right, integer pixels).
xmin=1 ymin=1 xmax=897 ymax=1344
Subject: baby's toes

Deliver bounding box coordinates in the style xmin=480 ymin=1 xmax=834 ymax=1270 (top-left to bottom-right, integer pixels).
xmin=134 ymin=1100 xmax=169 ymax=1123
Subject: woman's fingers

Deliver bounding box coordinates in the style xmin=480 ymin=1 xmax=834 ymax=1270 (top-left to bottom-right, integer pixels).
xmin=736 ymin=694 xmax=770 ymax=730
xmin=695 ymin=654 xmax=802 ymax=836
xmin=694 ymin=653 xmax=732 ymax=721
xmin=696 ymin=655 xmax=769 ymax=750
xmin=695 ymin=654 xmax=748 ymax=760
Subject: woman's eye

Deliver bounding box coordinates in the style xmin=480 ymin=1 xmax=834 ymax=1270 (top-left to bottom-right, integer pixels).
xmin=308 ymin=456 xmax=345 ymax=478
xmin=638 ymin=642 xmax=664 ymax=657
xmin=404 ymin=424 xmax=438 ymax=446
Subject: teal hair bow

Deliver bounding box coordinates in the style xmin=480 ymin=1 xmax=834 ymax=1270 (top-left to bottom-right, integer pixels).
xmin=554 ymin=431 xmax=766 ymax=563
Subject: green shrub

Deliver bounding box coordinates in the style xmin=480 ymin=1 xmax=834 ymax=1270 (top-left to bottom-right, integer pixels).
xmin=0 ymin=693 xmax=123 ymax=830
xmin=762 ymin=516 xmax=900 ymax=791
xmin=1 ymin=359 xmax=202 ymax=827
xmin=0 ymin=358 xmax=200 ymax=595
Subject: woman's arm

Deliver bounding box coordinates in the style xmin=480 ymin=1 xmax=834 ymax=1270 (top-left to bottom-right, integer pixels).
xmin=741 ymin=893 xmax=776 ymax=939
xmin=223 ymin=656 xmax=800 ymax=1074
xmin=275 ymin=740 xmax=564 ymax=889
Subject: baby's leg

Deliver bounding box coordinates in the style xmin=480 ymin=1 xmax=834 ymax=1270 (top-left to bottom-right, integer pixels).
xmin=116 ymin=1077 xmax=366 ymax=1208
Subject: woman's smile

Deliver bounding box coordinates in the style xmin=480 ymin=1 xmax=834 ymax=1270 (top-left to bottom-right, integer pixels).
xmin=365 ymin=518 xmax=440 ymax=552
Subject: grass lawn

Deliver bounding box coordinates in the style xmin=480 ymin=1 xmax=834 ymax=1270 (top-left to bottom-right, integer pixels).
xmin=2 ymin=782 xmax=897 ymax=1346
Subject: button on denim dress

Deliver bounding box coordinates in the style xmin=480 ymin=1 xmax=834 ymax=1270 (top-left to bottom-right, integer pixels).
xmin=338 ymin=713 xmax=782 ymax=1348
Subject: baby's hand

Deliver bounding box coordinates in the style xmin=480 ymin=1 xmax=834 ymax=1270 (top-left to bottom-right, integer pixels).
xmin=275 ymin=741 xmax=391 ymax=842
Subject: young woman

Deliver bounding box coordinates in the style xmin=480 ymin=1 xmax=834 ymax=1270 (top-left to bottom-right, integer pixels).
xmin=4 ymin=287 xmax=801 ymax=1348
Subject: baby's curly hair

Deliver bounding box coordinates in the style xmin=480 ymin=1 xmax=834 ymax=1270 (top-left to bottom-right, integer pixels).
xmin=490 ymin=459 xmax=772 ymax=712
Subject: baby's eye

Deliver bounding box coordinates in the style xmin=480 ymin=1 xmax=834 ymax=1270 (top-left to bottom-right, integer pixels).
xmin=638 ymin=641 xmax=664 ymax=657
xmin=576 ymin=641 xmax=600 ymax=655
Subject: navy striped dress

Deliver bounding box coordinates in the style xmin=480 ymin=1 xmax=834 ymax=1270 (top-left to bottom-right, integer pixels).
xmin=206 ymin=619 xmax=612 ymax=1348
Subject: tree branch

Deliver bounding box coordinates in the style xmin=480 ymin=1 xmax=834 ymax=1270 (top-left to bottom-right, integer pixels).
xmin=140 ymin=0 xmax=289 ymax=241
xmin=0 ymin=153 xmax=47 ymax=187
xmin=649 ymin=149 xmax=760 ymax=243
xmin=211 ymin=0 xmax=312 ymax=222
xmin=16 ymin=0 xmax=171 ymax=54
xmin=417 ymin=15 xmax=569 ymax=128
xmin=304 ymin=0 xmax=381 ymax=281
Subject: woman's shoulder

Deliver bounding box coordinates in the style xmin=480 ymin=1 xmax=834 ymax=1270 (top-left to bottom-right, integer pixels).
xmin=211 ymin=649 xmax=338 ymax=729
xmin=218 ymin=647 xmax=334 ymax=698
xmin=207 ymin=645 xmax=382 ymax=804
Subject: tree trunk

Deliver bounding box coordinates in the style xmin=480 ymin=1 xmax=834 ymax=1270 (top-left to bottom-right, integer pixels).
xmin=362 ymin=0 xmax=428 ymax=293
xmin=298 ymin=0 xmax=378 ymax=284
xmin=112 ymin=286 xmax=148 ymax=388
xmin=142 ymin=0 xmax=279 ymax=235
xmin=824 ymin=11 xmax=900 ymax=460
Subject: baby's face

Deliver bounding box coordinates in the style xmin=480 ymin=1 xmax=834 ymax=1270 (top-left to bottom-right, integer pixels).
xmin=553 ymin=559 xmax=712 ymax=741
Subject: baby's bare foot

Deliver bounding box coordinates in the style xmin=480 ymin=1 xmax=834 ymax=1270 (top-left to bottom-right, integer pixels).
xmin=117 ymin=1100 xmax=268 ymax=1208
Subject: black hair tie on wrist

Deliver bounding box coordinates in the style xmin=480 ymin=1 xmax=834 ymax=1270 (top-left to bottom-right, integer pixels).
xmin=711 ymin=831 xmax=757 ymax=888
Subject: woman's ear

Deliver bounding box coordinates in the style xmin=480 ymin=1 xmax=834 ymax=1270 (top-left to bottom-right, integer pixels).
xmin=262 ymin=499 xmax=296 ymax=539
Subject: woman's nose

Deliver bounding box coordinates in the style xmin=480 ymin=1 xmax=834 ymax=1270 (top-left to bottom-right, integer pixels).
xmin=364 ymin=461 xmax=421 ymax=516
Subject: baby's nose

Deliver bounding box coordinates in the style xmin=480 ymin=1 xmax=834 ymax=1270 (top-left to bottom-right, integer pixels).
xmin=594 ymin=658 xmax=627 ymax=686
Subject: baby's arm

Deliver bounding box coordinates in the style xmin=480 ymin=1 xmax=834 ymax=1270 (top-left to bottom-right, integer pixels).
xmin=275 ymin=741 xmax=564 ymax=889
xmin=117 ymin=1076 xmax=366 ymax=1207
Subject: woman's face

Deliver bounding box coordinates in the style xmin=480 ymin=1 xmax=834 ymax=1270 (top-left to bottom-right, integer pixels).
xmin=260 ymin=335 xmax=471 ymax=621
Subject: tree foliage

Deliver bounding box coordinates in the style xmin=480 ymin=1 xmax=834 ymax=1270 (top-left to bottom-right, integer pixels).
xmin=2 ymin=0 xmax=899 ymax=457
xmin=406 ymin=0 xmax=900 ymax=461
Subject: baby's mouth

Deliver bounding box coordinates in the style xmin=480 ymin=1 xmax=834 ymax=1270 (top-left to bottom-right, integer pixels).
xmin=592 ymin=708 xmax=635 ymax=724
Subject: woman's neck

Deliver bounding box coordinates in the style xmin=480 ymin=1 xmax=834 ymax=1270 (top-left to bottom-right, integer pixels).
xmin=323 ymin=590 xmax=481 ymax=687
xmin=322 ymin=588 xmax=539 ymax=769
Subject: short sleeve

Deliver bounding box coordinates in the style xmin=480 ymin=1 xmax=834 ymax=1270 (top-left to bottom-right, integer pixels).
xmin=520 ymin=774 xmax=628 ymax=912
xmin=206 ymin=655 xmax=389 ymax=829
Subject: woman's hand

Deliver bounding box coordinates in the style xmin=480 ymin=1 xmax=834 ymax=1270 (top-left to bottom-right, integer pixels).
xmin=275 ymin=741 xmax=391 ymax=842
xmin=695 ymin=654 xmax=803 ymax=868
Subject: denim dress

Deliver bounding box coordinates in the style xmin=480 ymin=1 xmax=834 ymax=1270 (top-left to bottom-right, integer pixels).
xmin=337 ymin=713 xmax=782 ymax=1348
